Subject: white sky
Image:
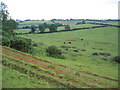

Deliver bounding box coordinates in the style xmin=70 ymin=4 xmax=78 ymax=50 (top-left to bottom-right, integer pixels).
xmin=1 ymin=0 xmax=119 ymax=20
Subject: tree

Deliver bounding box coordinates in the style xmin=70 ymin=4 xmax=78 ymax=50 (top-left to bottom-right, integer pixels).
xmin=49 ymin=24 xmax=57 ymax=32
xmin=43 ymin=23 xmax=48 ymax=28
xmin=31 ymin=25 xmax=36 ymax=33
xmin=0 ymin=2 xmax=17 ymax=31
xmin=0 ymin=2 xmax=9 ymax=22
xmin=82 ymin=20 xmax=86 ymax=24
xmin=65 ymin=24 xmax=70 ymax=30
xmin=4 ymin=19 xmax=17 ymax=30
xmin=38 ymin=24 xmax=45 ymax=33
xmin=1 ymin=2 xmax=34 ymax=53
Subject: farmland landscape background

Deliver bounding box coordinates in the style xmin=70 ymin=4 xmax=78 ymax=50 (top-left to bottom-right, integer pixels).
xmin=1 ymin=1 xmax=120 ymax=89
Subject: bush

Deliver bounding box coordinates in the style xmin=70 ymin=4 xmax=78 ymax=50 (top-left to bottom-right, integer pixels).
xmin=10 ymin=37 xmax=33 ymax=53
xmin=92 ymin=52 xmax=98 ymax=55
xmin=46 ymin=46 xmax=62 ymax=58
xmin=113 ymin=56 xmax=120 ymax=63
xmin=48 ymin=64 xmax=56 ymax=68
xmin=75 ymin=72 xmax=80 ymax=75
xmin=99 ymin=53 xmax=111 ymax=57
xmin=32 ymin=42 xmax=38 ymax=47
xmin=2 ymin=31 xmax=34 ymax=53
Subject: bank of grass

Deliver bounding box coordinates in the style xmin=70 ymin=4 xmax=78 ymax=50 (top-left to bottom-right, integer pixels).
xmin=2 ymin=48 xmax=119 ymax=88
xmin=2 ymin=65 xmax=61 ymax=88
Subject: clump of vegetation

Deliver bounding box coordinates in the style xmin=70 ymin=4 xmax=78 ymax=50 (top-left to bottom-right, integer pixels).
xmin=65 ymin=24 xmax=70 ymax=30
xmin=46 ymin=46 xmax=63 ymax=58
xmin=75 ymin=72 xmax=81 ymax=75
xmin=32 ymin=42 xmax=39 ymax=47
xmin=38 ymin=24 xmax=45 ymax=33
xmin=113 ymin=56 xmax=120 ymax=63
xmin=99 ymin=53 xmax=111 ymax=57
xmin=92 ymin=52 xmax=98 ymax=55
xmin=81 ymin=49 xmax=86 ymax=51
xmin=48 ymin=64 xmax=56 ymax=68
xmin=2 ymin=31 xmax=33 ymax=53
xmin=49 ymin=24 xmax=57 ymax=32
xmin=31 ymin=25 xmax=36 ymax=33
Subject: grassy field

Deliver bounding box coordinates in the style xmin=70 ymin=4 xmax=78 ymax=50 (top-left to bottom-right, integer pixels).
xmin=2 ymin=65 xmax=60 ymax=88
xmin=19 ymin=27 xmax=118 ymax=80
xmin=14 ymin=29 xmax=31 ymax=33
xmin=2 ymin=46 xmax=119 ymax=88
xmin=19 ymin=20 xmax=53 ymax=25
xmin=102 ymin=22 xmax=119 ymax=26
xmin=54 ymin=21 xmax=82 ymax=25
xmin=2 ymin=22 xmax=119 ymax=88
xmin=18 ymin=20 xmax=53 ymax=29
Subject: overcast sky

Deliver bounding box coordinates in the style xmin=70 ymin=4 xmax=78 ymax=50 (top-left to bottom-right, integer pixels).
xmin=1 ymin=0 xmax=119 ymax=20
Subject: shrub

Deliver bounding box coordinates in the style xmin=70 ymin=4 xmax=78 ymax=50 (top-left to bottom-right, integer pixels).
xmin=2 ymin=30 xmax=34 ymax=53
xmin=32 ymin=42 xmax=38 ymax=47
xmin=9 ymin=37 xmax=33 ymax=53
xmin=75 ymin=72 xmax=81 ymax=75
xmin=113 ymin=56 xmax=120 ymax=63
xmin=46 ymin=46 xmax=62 ymax=58
xmin=48 ymin=64 xmax=56 ymax=68
xmin=81 ymin=49 xmax=86 ymax=51
xmin=92 ymin=52 xmax=98 ymax=55
xmin=99 ymin=53 xmax=111 ymax=56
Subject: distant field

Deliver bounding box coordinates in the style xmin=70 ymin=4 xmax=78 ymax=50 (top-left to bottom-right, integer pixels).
xmin=14 ymin=29 xmax=31 ymax=33
xmin=19 ymin=21 xmax=53 ymax=25
xmin=104 ymin=22 xmax=119 ymax=26
xmin=54 ymin=21 xmax=81 ymax=25
xmin=18 ymin=20 xmax=54 ymax=28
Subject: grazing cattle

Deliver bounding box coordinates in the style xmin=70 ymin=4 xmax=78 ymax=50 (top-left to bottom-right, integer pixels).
xmin=69 ymin=42 xmax=71 ymax=44
xmin=73 ymin=50 xmax=79 ymax=52
xmin=66 ymin=48 xmax=68 ymax=50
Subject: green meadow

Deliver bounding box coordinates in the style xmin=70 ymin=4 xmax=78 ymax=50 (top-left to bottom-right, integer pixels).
xmin=3 ymin=20 xmax=119 ymax=88
xmin=19 ymin=26 xmax=118 ymax=80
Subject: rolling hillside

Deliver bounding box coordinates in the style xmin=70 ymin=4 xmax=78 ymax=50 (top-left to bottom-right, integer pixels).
xmin=2 ymin=46 xmax=119 ymax=88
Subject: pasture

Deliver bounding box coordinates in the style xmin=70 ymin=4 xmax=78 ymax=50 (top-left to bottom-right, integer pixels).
xmin=19 ymin=27 xmax=118 ymax=80
xmin=3 ymin=21 xmax=119 ymax=88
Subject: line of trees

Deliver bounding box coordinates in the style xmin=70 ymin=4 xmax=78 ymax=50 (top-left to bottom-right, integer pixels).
xmin=29 ymin=23 xmax=70 ymax=33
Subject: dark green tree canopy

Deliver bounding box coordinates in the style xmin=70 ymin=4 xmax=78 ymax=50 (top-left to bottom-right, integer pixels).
xmin=31 ymin=25 xmax=36 ymax=33
xmin=38 ymin=24 xmax=45 ymax=33
xmin=65 ymin=24 xmax=70 ymax=30
xmin=0 ymin=2 xmax=18 ymax=31
xmin=49 ymin=24 xmax=57 ymax=32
